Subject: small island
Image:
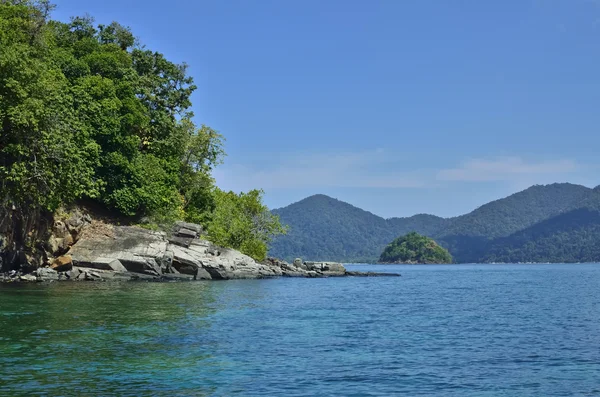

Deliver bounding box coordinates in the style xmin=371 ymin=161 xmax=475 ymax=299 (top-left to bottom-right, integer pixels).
xmin=379 ymin=232 xmax=452 ymax=264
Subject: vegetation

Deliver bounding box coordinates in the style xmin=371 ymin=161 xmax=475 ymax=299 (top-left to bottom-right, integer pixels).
xmin=0 ymin=0 xmax=284 ymax=265
xmin=271 ymin=184 xmax=600 ymax=264
xmin=379 ymin=232 xmax=452 ymax=264
xmin=437 ymin=183 xmax=592 ymax=239
xmin=269 ymin=194 xmax=447 ymax=262
xmin=204 ymin=189 xmax=287 ymax=261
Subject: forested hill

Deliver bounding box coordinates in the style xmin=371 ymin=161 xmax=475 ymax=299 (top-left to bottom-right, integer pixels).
xmin=269 ymin=195 xmax=447 ymax=262
xmin=269 ymin=183 xmax=600 ymax=263
xmin=437 ymin=183 xmax=592 ymax=239
xmin=480 ymin=190 xmax=600 ymax=263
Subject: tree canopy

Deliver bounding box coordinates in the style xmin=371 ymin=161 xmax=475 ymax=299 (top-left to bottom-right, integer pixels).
xmin=379 ymin=232 xmax=452 ymax=264
xmin=0 ymin=0 xmax=284 ymax=264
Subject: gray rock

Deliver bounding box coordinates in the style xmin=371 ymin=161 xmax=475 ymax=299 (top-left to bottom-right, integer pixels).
xmin=174 ymin=221 xmax=203 ymax=234
xmin=60 ymin=221 xmax=355 ymax=282
xmin=35 ymin=267 xmax=59 ymax=281
xmin=19 ymin=274 xmax=37 ymax=282
xmin=168 ymin=236 xmax=194 ymax=248
xmin=170 ymin=244 xmax=282 ymax=280
xmin=304 ymin=261 xmax=346 ymax=275
xmin=79 ymin=258 xmax=128 ymax=273
xmin=69 ymin=226 xmax=167 ymax=277
xmin=175 ymin=228 xmax=197 ymax=239
xmin=85 ymin=271 xmax=102 ymax=281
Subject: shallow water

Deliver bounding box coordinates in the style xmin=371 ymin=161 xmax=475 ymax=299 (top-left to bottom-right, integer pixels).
xmin=1 ymin=263 xmax=600 ymax=396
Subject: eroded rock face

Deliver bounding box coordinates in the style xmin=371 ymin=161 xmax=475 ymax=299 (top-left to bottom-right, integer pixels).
xmin=6 ymin=221 xmax=353 ymax=282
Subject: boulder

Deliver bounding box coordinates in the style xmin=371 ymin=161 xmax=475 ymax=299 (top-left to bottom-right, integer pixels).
xmin=68 ymin=226 xmax=167 ymax=277
xmin=168 ymin=235 xmax=194 ymax=248
xmin=51 ymin=255 xmax=73 ymax=272
xmin=175 ymin=228 xmax=197 ymax=239
xmin=19 ymin=274 xmax=37 ymax=282
xmin=171 ymin=244 xmax=282 ymax=280
xmin=305 ymin=261 xmax=346 ymax=275
xmin=78 ymin=257 xmax=127 ymax=273
xmin=293 ymin=258 xmax=307 ymax=270
xmin=55 ymin=220 xmax=359 ymax=282
xmin=174 ymin=221 xmax=203 ymax=234
xmin=35 ymin=267 xmax=58 ymax=281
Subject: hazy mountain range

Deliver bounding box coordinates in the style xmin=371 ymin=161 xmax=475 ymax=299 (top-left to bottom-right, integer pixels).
xmin=269 ymin=183 xmax=600 ymax=263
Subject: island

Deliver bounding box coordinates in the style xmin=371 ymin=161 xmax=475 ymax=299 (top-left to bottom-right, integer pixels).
xmin=379 ymin=232 xmax=452 ymax=264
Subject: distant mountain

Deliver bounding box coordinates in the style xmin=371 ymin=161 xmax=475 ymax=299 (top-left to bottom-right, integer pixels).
xmin=269 ymin=195 xmax=446 ymax=262
xmin=480 ymin=208 xmax=600 ymax=263
xmin=436 ymin=183 xmax=596 ymax=262
xmin=269 ymin=183 xmax=600 ymax=263
xmin=437 ymin=183 xmax=592 ymax=239
xmin=479 ymin=190 xmax=600 ymax=263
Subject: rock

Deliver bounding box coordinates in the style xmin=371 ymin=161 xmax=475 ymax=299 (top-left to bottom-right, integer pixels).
xmin=118 ymin=255 xmax=162 ymax=276
xmin=60 ymin=234 xmax=74 ymax=251
xmin=35 ymin=267 xmax=58 ymax=281
xmin=19 ymin=274 xmax=37 ymax=282
xmin=174 ymin=221 xmax=203 ymax=234
xmin=175 ymin=228 xmax=197 ymax=239
xmin=53 ymin=220 xmax=69 ymax=238
xmin=168 ymin=236 xmax=194 ymax=248
xmin=54 ymin=220 xmax=388 ymax=282
xmin=77 ymin=257 xmax=127 ymax=273
xmin=51 ymin=255 xmax=73 ymax=272
xmin=346 ymin=271 xmax=401 ymax=277
xmin=304 ymin=261 xmax=346 ymax=276
xmin=68 ymin=226 xmax=167 ymax=277
xmin=47 ymin=235 xmax=60 ymax=255
xmin=170 ymin=244 xmax=281 ymax=280
xmin=85 ymin=271 xmax=102 ymax=281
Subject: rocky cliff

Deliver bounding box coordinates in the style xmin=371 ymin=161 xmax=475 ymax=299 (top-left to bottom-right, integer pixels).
xmin=2 ymin=217 xmax=397 ymax=282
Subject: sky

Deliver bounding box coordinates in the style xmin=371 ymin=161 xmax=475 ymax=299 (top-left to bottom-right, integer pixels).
xmin=52 ymin=0 xmax=600 ymax=218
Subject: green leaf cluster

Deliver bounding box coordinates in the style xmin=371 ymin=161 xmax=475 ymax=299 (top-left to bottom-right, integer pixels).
xmin=204 ymin=189 xmax=288 ymax=261
xmin=379 ymin=232 xmax=452 ymax=264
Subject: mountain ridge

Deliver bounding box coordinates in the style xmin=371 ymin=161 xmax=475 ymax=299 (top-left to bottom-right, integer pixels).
xmin=269 ymin=183 xmax=600 ymax=263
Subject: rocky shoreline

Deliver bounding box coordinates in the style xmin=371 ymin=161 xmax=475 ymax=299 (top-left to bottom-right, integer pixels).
xmin=1 ymin=220 xmax=399 ymax=283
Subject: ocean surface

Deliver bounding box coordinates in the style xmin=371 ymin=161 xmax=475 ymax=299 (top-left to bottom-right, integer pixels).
xmin=1 ymin=264 xmax=600 ymax=396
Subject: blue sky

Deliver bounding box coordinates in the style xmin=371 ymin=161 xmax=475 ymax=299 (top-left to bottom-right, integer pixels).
xmin=52 ymin=0 xmax=600 ymax=218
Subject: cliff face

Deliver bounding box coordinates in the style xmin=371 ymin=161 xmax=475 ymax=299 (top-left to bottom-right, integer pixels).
xmin=0 ymin=208 xmax=90 ymax=273
xmin=1 ymin=212 xmax=354 ymax=282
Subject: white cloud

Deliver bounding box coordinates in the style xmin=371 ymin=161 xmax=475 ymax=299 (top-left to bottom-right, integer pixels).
xmin=214 ymin=152 xmax=584 ymax=193
xmin=213 ymin=149 xmax=430 ymax=192
xmin=436 ymin=157 xmax=579 ymax=182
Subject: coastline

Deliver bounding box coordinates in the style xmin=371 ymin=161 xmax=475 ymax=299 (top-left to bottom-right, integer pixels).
xmin=1 ymin=221 xmax=399 ymax=283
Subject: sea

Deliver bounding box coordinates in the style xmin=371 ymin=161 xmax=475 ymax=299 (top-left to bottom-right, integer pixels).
xmin=1 ymin=263 xmax=600 ymax=396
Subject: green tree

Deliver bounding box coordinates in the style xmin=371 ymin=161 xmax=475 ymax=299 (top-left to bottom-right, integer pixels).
xmin=0 ymin=1 xmax=286 ymax=269
xmin=379 ymin=232 xmax=452 ymax=264
xmin=0 ymin=1 xmax=100 ymax=264
xmin=205 ymin=189 xmax=288 ymax=261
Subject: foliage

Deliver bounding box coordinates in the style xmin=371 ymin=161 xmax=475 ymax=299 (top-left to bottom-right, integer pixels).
xmin=270 ymin=184 xmax=600 ymax=264
xmin=269 ymin=194 xmax=447 ymax=262
xmin=0 ymin=1 xmax=284 ymax=266
xmin=437 ymin=183 xmax=592 ymax=239
xmin=480 ymin=204 xmax=600 ymax=263
xmin=204 ymin=189 xmax=287 ymax=261
xmin=379 ymin=232 xmax=452 ymax=264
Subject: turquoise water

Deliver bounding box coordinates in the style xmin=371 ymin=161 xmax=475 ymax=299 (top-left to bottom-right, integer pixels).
xmin=1 ymin=264 xmax=600 ymax=396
